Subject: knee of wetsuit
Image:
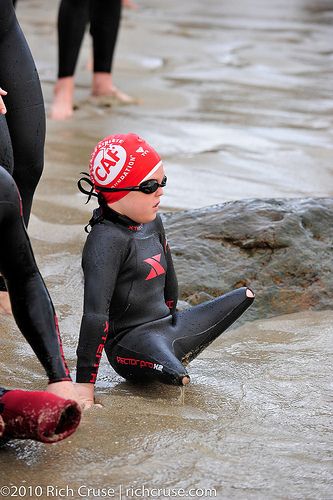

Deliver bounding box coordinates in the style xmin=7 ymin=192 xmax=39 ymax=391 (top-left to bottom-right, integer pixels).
xmin=0 ymin=166 xmax=20 ymax=205
xmin=107 ymin=346 xmax=190 ymax=386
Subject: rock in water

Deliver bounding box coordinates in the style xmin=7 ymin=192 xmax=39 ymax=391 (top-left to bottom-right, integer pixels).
xmin=163 ymin=198 xmax=333 ymax=321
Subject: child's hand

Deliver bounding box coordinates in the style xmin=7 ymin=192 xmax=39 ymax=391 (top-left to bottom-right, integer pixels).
xmin=75 ymin=382 xmax=96 ymax=410
xmin=46 ymin=380 xmax=80 ymax=404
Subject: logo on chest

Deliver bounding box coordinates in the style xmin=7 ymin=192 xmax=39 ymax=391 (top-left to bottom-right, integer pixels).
xmin=143 ymin=253 xmax=166 ymax=280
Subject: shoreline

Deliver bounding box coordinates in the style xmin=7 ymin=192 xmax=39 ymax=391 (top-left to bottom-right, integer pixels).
xmin=15 ymin=0 xmax=333 ymax=213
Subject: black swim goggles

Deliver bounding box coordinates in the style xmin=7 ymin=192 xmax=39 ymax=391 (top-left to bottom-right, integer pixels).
xmin=78 ymin=172 xmax=166 ymax=203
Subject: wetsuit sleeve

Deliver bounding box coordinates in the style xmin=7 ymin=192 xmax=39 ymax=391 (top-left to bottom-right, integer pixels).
xmin=76 ymin=223 xmax=127 ymax=384
xmin=164 ymin=241 xmax=178 ymax=314
xmin=157 ymin=216 xmax=178 ymax=314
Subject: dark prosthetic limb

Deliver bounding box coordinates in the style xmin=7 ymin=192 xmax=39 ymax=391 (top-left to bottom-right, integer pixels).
xmin=107 ymin=287 xmax=254 ymax=385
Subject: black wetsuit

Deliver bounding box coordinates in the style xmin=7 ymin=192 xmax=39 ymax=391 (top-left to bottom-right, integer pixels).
xmin=57 ymin=0 xmax=122 ymax=78
xmin=0 ymin=166 xmax=71 ymax=383
xmin=76 ymin=205 xmax=254 ymax=385
xmin=0 ymin=0 xmax=45 ymax=227
xmin=0 ymin=3 xmax=80 ymax=444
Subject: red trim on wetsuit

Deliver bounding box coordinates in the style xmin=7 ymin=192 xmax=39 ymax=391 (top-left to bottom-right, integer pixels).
xmin=53 ymin=315 xmax=71 ymax=381
xmin=165 ymin=299 xmax=175 ymax=311
xmin=89 ymin=321 xmax=109 ymax=384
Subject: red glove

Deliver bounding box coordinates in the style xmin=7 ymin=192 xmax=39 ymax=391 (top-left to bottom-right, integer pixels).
xmin=0 ymin=389 xmax=81 ymax=443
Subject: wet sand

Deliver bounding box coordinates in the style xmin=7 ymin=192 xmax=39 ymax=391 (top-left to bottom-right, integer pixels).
xmin=17 ymin=0 xmax=333 ymax=213
xmin=1 ymin=0 xmax=333 ymax=498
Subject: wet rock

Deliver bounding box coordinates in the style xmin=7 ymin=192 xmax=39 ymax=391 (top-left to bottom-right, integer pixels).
xmin=163 ymin=198 xmax=333 ymax=321
xmin=186 ymin=291 xmax=214 ymax=305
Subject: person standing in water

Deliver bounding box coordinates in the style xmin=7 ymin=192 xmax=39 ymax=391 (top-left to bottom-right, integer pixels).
xmin=51 ymin=0 xmax=135 ymax=120
xmin=76 ymin=133 xmax=255 ymax=409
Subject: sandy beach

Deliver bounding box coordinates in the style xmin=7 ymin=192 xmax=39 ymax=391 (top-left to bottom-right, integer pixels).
xmin=0 ymin=0 xmax=332 ymax=498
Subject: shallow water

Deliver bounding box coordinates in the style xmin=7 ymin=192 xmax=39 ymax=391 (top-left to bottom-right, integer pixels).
xmin=1 ymin=0 xmax=332 ymax=498
xmin=1 ymin=310 xmax=332 ymax=499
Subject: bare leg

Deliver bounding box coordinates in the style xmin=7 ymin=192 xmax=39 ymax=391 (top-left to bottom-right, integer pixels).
xmin=90 ymin=0 xmax=136 ymax=104
xmin=50 ymin=77 xmax=74 ymax=120
xmin=50 ymin=0 xmax=89 ymax=120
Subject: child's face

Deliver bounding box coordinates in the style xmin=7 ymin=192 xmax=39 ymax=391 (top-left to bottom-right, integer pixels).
xmin=109 ymin=165 xmax=165 ymax=223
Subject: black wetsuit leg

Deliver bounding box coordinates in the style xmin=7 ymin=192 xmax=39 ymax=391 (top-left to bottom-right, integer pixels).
xmin=106 ymin=287 xmax=254 ymax=385
xmin=0 ymin=166 xmax=71 ymax=382
xmin=0 ymin=0 xmax=45 ymax=227
xmin=57 ymin=0 xmax=122 ymax=78
xmin=90 ymin=0 xmax=122 ymax=74
xmin=57 ymin=0 xmax=90 ymax=78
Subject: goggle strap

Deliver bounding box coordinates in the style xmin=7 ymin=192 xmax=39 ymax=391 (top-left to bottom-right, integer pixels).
xmin=78 ymin=173 xmax=166 ymax=200
xmin=95 ymin=177 xmax=166 ymax=194
xmin=95 ymin=185 xmax=135 ymax=193
xmin=77 ymin=172 xmax=98 ymax=204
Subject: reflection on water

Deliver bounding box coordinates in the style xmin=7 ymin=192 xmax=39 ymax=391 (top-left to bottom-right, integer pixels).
xmin=1 ymin=0 xmax=332 ymax=498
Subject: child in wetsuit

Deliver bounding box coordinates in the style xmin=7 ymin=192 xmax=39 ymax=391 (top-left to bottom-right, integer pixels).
xmin=76 ymin=133 xmax=255 ymax=409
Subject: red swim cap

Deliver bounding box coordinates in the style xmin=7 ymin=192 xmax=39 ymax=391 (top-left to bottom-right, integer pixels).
xmin=89 ymin=133 xmax=162 ymax=203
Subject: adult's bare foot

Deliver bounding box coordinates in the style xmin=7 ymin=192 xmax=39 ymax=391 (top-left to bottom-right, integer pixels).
xmin=50 ymin=77 xmax=74 ymax=120
xmin=92 ymin=72 xmax=137 ymax=104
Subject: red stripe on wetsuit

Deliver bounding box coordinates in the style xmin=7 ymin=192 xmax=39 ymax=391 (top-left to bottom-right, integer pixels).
xmin=54 ymin=314 xmax=71 ymax=380
xmin=89 ymin=321 xmax=109 ymax=383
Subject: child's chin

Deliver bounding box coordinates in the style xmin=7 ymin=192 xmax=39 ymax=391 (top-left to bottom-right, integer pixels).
xmin=143 ymin=213 xmax=157 ymax=223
